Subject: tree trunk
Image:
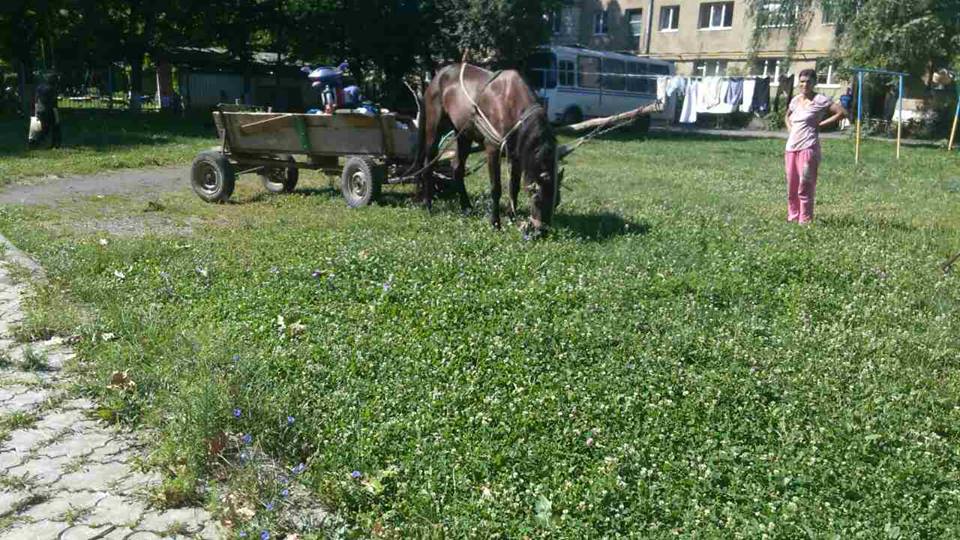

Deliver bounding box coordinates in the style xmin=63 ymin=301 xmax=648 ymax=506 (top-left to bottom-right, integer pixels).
xmin=18 ymin=60 xmax=30 ymax=117
xmin=129 ymin=53 xmax=144 ymax=111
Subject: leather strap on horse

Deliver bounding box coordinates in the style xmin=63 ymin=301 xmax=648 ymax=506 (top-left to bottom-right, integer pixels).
xmin=460 ymin=63 xmax=505 ymax=145
xmin=458 ymin=63 xmax=544 ymax=153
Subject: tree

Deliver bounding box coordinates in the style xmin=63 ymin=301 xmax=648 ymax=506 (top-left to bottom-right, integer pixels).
xmin=746 ymin=0 xmax=960 ymax=79
xmin=425 ymin=0 xmax=564 ymax=69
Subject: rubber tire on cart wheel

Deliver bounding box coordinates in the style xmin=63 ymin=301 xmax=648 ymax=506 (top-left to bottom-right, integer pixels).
xmin=191 ymin=151 xmax=235 ymax=203
xmin=260 ymin=156 xmax=299 ymax=193
xmin=341 ymin=156 xmax=382 ymax=208
xmin=560 ymin=106 xmax=583 ymax=126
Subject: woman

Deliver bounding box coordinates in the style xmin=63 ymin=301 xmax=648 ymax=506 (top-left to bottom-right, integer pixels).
xmin=784 ymin=69 xmax=847 ymax=223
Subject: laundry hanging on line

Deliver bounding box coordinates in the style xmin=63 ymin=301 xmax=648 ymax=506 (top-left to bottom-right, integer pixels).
xmin=657 ymin=76 xmax=772 ymax=123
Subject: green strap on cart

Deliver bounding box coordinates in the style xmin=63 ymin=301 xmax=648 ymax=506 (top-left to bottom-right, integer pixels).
xmin=294 ymin=116 xmax=311 ymax=152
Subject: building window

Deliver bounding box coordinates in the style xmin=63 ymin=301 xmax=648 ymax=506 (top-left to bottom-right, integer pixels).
xmin=760 ymin=2 xmax=793 ymax=27
xmin=693 ymin=60 xmax=728 ymax=77
xmin=659 ymin=5 xmax=680 ymax=31
xmin=559 ymin=60 xmax=575 ymax=86
xmin=578 ymin=56 xmax=601 ymax=88
xmin=754 ymin=58 xmax=782 ymax=80
xmin=821 ymin=3 xmax=840 ymax=24
xmin=627 ymin=9 xmax=644 ymax=37
xmin=698 ymin=2 xmax=734 ymax=30
xmin=549 ymin=10 xmax=562 ymax=35
xmin=593 ymin=10 xmax=609 ymax=35
xmin=816 ymin=61 xmax=838 ymax=85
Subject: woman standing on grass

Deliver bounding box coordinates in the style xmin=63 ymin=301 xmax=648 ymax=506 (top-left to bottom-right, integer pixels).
xmin=784 ymin=69 xmax=847 ymax=223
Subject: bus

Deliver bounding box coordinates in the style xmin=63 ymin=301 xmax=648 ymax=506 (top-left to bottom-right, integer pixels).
xmin=525 ymin=45 xmax=675 ymax=125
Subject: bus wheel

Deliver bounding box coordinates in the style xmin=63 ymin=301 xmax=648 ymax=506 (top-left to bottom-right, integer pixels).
xmin=560 ymin=107 xmax=583 ymax=126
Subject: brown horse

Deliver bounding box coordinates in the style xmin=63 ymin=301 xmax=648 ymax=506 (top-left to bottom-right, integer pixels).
xmin=418 ymin=63 xmax=563 ymax=235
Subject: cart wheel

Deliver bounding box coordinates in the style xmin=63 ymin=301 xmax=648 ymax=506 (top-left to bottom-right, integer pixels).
xmin=191 ymin=151 xmax=235 ymax=203
xmin=260 ymin=157 xmax=299 ymax=193
xmin=341 ymin=156 xmax=382 ymax=208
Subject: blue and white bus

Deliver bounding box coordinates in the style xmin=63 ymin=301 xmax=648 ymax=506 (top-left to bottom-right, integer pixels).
xmin=525 ymin=45 xmax=675 ymax=125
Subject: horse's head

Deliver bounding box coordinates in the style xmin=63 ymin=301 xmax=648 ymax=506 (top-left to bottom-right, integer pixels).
xmin=519 ymin=108 xmax=563 ymax=237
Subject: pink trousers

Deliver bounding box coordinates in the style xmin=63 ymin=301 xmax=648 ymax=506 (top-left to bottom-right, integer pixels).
xmin=784 ymin=145 xmax=821 ymax=223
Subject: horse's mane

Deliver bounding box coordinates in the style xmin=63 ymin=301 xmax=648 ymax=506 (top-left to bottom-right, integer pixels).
xmin=515 ymin=107 xmax=556 ymax=183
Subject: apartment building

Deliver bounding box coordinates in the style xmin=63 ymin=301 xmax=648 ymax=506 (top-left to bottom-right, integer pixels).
xmin=549 ymin=0 xmax=844 ymax=93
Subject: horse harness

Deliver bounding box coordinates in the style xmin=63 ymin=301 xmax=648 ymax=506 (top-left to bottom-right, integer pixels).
xmin=459 ymin=63 xmax=543 ymax=153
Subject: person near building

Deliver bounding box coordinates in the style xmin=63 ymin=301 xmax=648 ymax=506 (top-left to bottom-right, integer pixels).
xmin=783 ymin=69 xmax=847 ymax=224
xmin=838 ymin=86 xmax=853 ymax=130
xmin=28 ymin=72 xmax=61 ymax=149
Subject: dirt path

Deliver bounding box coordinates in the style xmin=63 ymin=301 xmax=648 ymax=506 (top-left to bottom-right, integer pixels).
xmin=0 ymin=166 xmax=191 ymax=207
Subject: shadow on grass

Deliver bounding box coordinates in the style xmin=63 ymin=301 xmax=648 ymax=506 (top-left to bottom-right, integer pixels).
xmin=579 ymin=128 xmax=782 ymax=146
xmin=554 ymin=211 xmax=650 ymax=242
xmin=818 ymin=213 xmax=918 ymax=232
xmin=239 ymin=186 xmax=343 ymax=205
xmin=0 ymin=110 xmax=215 ymax=156
xmin=238 ymin=186 xmax=648 ymax=241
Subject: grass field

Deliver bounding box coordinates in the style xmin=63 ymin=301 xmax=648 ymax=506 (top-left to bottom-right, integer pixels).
xmin=1 ymin=124 xmax=960 ymax=537
xmin=0 ymin=110 xmax=214 ymax=183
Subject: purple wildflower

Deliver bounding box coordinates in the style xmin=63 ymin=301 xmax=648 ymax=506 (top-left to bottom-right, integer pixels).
xmin=351 ymin=470 xmax=362 ymax=480
xmin=233 ymin=408 xmax=242 ymax=418
xmin=278 ymin=474 xmax=289 ymax=484
xmin=265 ymin=501 xmax=274 ymax=511
xmin=280 ymin=488 xmax=290 ymax=498
xmin=291 ymin=462 xmax=306 ymax=475
xmin=260 ymin=531 xmax=270 ymax=540
xmin=239 ymin=533 xmax=247 ymax=538
xmin=286 ymin=416 xmax=295 ymax=425
xmin=311 ymin=269 xmax=322 ymax=279
xmin=242 ymin=433 xmax=253 ymax=445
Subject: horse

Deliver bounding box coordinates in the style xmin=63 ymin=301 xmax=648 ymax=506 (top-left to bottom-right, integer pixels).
xmin=417 ymin=63 xmax=563 ymax=236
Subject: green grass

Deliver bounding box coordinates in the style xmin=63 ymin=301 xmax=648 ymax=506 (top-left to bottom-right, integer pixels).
xmin=0 ymin=110 xmax=215 ymax=183
xmin=1 ymin=130 xmax=960 ymax=537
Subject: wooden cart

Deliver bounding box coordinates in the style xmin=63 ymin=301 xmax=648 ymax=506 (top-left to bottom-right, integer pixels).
xmin=191 ymin=108 xmax=433 ymax=207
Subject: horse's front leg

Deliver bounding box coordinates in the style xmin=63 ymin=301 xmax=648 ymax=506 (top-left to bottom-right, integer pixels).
xmin=486 ymin=146 xmax=502 ymax=229
xmin=454 ymin=137 xmax=472 ymax=212
xmin=507 ymin=156 xmax=521 ymax=219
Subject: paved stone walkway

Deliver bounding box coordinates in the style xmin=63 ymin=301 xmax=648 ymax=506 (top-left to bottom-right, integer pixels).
xmin=0 ymin=244 xmax=224 ymax=539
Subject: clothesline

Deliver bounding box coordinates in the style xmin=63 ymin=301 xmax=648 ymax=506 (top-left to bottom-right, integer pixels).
xmin=665 ymin=76 xmax=775 ymax=123
xmin=560 ymin=71 xmax=774 ymax=81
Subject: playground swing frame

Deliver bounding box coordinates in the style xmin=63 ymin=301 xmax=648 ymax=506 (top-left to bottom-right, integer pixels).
xmin=851 ymin=67 xmax=909 ymax=164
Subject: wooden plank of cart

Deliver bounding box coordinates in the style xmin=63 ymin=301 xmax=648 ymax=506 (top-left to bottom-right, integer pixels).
xmin=190 ymin=106 xmax=439 ymax=207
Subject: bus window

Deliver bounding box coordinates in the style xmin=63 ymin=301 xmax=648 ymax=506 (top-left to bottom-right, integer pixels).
xmin=627 ymin=62 xmax=648 ymax=93
xmin=578 ymin=56 xmax=601 ymax=89
xmin=525 ymin=52 xmax=557 ymax=89
xmin=602 ymin=59 xmax=625 ymax=91
xmin=559 ymin=60 xmax=575 ymax=86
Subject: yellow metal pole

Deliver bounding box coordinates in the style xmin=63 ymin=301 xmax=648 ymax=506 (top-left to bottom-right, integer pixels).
xmin=949 ymin=113 xmax=959 ymax=151
xmin=896 ymin=75 xmax=903 ymax=160
xmin=856 ymin=119 xmax=862 ymax=164
xmin=950 ymin=81 xmax=960 ymax=151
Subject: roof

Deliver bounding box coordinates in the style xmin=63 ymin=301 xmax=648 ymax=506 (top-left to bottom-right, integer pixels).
xmin=163 ymin=47 xmax=309 ymax=76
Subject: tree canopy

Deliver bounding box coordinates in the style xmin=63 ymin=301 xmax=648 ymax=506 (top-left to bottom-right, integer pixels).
xmin=747 ymin=0 xmax=960 ymax=80
xmin=1 ymin=0 xmax=561 ymax=89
